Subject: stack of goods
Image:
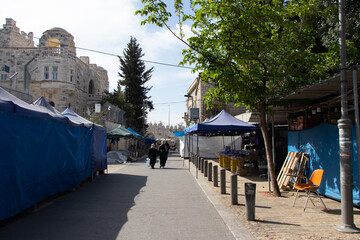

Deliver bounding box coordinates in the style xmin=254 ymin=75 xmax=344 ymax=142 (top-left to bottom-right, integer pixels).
xmin=218 ymin=148 xmax=249 ymax=174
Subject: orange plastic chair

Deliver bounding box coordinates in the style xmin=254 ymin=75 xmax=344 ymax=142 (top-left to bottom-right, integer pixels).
xmin=292 ymin=169 xmax=327 ymax=211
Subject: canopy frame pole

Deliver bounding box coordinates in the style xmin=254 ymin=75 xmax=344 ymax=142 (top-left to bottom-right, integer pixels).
xmin=190 ymin=134 xmax=193 ymax=172
xmin=196 ymin=134 xmax=199 ymax=178
xmin=183 ymin=134 xmax=187 ymax=167
xmin=222 ymin=135 xmax=225 ymax=150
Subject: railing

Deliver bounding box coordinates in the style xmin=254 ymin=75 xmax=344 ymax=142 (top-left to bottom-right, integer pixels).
xmin=41 ymin=47 xmax=76 ymax=58
xmin=88 ymin=94 xmax=103 ymax=102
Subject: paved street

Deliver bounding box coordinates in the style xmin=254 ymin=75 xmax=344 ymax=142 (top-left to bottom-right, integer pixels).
xmin=0 ymin=153 xmax=250 ymax=240
xmin=2 ymin=152 xmax=359 ymax=240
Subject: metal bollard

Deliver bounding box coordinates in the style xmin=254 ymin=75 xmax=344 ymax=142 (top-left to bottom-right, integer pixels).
xmin=245 ymin=182 xmax=256 ymax=221
xmin=220 ymin=168 xmax=226 ymax=194
xmin=213 ymin=165 xmax=218 ymax=187
xmin=231 ymin=174 xmax=238 ymax=205
xmin=208 ymin=162 xmax=212 ymax=181
xmin=201 ymin=158 xmax=205 ymax=173
xmin=204 ymin=160 xmax=208 ymax=177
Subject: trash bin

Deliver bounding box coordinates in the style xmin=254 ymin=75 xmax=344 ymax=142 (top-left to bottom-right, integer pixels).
xmin=245 ymin=182 xmax=256 ymax=221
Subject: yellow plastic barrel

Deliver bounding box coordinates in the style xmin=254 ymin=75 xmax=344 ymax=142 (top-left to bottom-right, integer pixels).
xmin=230 ymin=157 xmax=239 ymax=173
xmin=223 ymin=156 xmax=231 ymax=168
xmin=219 ymin=154 xmax=224 ymax=167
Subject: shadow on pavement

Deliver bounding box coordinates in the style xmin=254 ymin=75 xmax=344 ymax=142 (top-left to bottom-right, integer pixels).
xmin=0 ymin=173 xmax=147 ymax=240
xmin=325 ymin=209 xmax=360 ymax=215
xmin=255 ymin=219 xmax=300 ymax=226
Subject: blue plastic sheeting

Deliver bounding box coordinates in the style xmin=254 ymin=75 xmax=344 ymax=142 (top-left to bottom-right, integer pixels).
xmin=288 ymin=124 xmax=359 ymax=206
xmin=0 ymin=111 xmax=93 ymax=220
xmin=144 ymin=137 xmax=157 ymax=143
xmin=184 ymin=109 xmax=256 ymax=135
xmin=173 ymin=131 xmax=185 ymax=137
xmin=62 ymin=108 xmax=107 ymax=174
xmin=127 ymin=127 xmax=143 ymax=140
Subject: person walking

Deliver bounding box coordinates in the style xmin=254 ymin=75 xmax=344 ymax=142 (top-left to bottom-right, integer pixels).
xmin=148 ymin=143 xmax=158 ymax=169
xmin=159 ymin=141 xmax=168 ymax=168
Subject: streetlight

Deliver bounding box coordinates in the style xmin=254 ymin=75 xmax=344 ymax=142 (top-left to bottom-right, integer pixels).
xmin=335 ymin=0 xmax=359 ymax=233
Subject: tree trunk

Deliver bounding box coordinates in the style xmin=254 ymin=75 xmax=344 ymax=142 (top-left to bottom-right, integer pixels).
xmin=258 ymin=104 xmax=281 ymax=197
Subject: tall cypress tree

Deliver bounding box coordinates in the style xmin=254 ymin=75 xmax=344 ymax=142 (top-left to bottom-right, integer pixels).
xmin=118 ymin=37 xmax=153 ymax=134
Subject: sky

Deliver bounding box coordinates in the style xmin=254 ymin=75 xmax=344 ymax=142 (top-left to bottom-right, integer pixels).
xmin=1 ymin=0 xmax=196 ymax=127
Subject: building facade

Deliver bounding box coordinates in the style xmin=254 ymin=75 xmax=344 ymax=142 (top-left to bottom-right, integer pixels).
xmin=185 ymin=75 xmax=247 ymax=124
xmin=0 ymin=18 xmax=109 ymax=116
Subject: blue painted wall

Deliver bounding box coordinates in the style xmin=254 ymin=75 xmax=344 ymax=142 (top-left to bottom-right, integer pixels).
xmin=288 ymin=124 xmax=359 ymax=205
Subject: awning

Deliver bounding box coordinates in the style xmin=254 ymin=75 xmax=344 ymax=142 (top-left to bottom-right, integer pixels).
xmin=276 ymin=66 xmax=360 ymax=109
xmin=107 ymin=125 xmax=133 ymax=138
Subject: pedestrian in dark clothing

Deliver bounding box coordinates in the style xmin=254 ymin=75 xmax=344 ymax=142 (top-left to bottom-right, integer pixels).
xmin=148 ymin=143 xmax=158 ymax=169
xmin=159 ymin=141 xmax=168 ymax=168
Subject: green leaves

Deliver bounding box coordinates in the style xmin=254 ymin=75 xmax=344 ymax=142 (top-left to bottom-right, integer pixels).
xmin=135 ymin=0 xmax=172 ymax=27
xmin=136 ymin=0 xmax=344 ymax=111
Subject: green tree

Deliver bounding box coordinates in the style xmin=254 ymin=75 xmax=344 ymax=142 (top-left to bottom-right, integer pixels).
xmin=101 ymin=84 xmax=134 ymax=119
xmin=314 ymin=0 xmax=359 ymax=67
xmin=136 ymin=0 xmax=343 ymax=196
xmin=119 ymin=37 xmax=154 ymax=135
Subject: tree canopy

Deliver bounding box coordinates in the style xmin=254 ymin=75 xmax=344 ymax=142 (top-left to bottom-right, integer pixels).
xmin=136 ymin=0 xmax=355 ymax=196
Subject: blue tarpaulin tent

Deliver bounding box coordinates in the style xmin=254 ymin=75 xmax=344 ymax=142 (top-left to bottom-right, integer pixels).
xmin=62 ymin=107 xmax=107 ymax=175
xmin=183 ymin=110 xmax=256 ymax=159
xmin=0 ymin=87 xmax=93 ymax=220
xmin=173 ymin=131 xmax=185 ymax=137
xmin=184 ymin=109 xmax=256 ymax=135
xmin=127 ymin=127 xmax=143 ymax=140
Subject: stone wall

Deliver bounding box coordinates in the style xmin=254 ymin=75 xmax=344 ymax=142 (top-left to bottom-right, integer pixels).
xmin=0 ymin=19 xmax=34 ymax=48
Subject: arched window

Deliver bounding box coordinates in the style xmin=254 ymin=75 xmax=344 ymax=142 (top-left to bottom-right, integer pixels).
xmin=89 ymin=80 xmax=94 ymax=94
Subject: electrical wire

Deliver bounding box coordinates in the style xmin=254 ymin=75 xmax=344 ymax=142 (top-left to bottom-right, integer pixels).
xmin=153 ymin=100 xmax=187 ymax=105
xmin=5 ymin=30 xmax=334 ymax=84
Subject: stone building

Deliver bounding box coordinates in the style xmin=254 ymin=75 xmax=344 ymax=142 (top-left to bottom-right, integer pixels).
xmin=185 ymin=75 xmax=246 ymax=124
xmin=0 ymin=18 xmax=109 ymax=116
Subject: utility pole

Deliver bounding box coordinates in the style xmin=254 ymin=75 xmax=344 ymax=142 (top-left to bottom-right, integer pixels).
xmin=335 ymin=0 xmax=359 ymax=233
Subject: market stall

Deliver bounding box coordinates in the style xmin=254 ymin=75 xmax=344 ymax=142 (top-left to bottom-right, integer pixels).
xmin=184 ymin=110 xmax=257 ymax=175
